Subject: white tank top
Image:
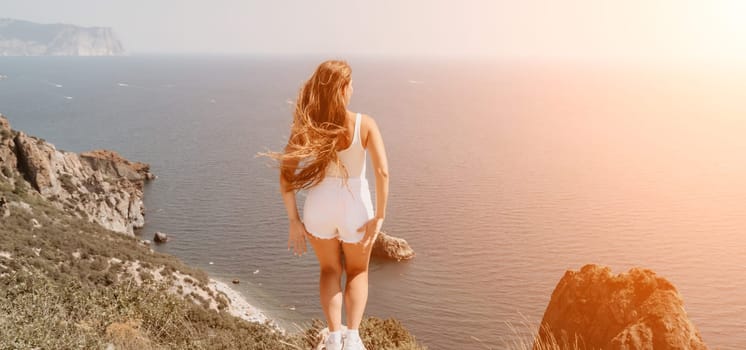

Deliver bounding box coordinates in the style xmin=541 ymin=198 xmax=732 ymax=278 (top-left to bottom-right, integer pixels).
xmin=326 ymin=112 xmax=366 ymax=179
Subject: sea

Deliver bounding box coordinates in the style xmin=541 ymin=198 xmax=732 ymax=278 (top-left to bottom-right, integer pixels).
xmin=0 ymin=55 xmax=744 ymax=349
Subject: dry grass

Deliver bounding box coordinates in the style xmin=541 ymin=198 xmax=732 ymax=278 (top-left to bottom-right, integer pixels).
xmin=0 ymin=268 xmax=303 ymax=349
xmin=466 ymin=313 xmax=585 ymax=350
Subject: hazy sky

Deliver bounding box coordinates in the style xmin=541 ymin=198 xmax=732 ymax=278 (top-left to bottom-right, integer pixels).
xmin=1 ymin=0 xmax=746 ymax=60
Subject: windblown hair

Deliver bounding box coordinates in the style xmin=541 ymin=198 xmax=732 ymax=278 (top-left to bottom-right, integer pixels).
xmin=260 ymin=59 xmax=352 ymax=192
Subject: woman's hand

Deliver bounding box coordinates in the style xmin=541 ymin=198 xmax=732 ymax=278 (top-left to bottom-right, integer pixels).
xmin=287 ymin=218 xmax=309 ymax=256
xmin=356 ymin=216 xmax=384 ymax=248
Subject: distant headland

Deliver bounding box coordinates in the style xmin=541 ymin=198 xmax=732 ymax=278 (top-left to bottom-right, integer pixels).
xmin=0 ymin=18 xmax=124 ymax=56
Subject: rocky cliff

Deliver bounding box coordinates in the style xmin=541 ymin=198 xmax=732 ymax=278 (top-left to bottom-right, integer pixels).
xmin=534 ymin=264 xmax=709 ymax=350
xmin=0 ymin=113 xmax=153 ymax=235
xmin=0 ymin=18 xmax=124 ymax=56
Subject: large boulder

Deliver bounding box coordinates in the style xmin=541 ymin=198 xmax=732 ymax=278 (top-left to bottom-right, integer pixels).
xmin=371 ymin=231 xmax=415 ymax=261
xmin=534 ymin=264 xmax=708 ymax=350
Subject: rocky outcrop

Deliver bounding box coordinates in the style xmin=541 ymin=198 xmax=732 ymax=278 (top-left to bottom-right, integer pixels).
xmin=0 ymin=113 xmax=154 ymax=235
xmin=0 ymin=114 xmax=9 ymax=130
xmin=80 ymin=150 xmax=155 ymax=183
xmin=534 ymin=264 xmax=708 ymax=350
xmin=0 ymin=18 xmax=124 ymax=56
xmin=0 ymin=115 xmax=17 ymax=172
xmin=372 ymin=231 xmax=416 ymax=261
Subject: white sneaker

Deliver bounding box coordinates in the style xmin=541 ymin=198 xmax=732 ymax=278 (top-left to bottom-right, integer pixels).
xmin=342 ymin=333 xmax=366 ymax=350
xmin=324 ymin=337 xmax=343 ymax=350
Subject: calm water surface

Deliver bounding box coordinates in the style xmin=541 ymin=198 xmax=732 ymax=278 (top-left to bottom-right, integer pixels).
xmin=1 ymin=56 xmax=744 ymax=349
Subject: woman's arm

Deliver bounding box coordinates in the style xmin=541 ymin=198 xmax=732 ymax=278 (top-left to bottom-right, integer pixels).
xmin=280 ymin=160 xmax=300 ymax=221
xmin=368 ymin=117 xmax=389 ymax=219
xmin=357 ymin=115 xmax=389 ymax=247
xmin=280 ymin=143 xmax=309 ymax=256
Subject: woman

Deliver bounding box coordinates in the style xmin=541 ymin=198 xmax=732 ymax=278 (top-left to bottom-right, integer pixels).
xmin=267 ymin=60 xmax=388 ymax=350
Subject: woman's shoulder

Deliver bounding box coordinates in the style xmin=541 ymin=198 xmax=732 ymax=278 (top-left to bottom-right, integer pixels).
xmin=356 ymin=112 xmax=375 ymax=133
xmin=356 ymin=113 xmax=381 ymax=148
xmin=355 ymin=112 xmax=377 ymax=125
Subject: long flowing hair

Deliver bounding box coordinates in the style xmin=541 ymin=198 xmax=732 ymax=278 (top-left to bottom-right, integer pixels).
xmin=259 ymin=59 xmax=352 ymax=191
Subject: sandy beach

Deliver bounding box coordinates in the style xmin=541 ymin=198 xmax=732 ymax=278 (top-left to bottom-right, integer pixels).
xmin=208 ymin=277 xmax=284 ymax=332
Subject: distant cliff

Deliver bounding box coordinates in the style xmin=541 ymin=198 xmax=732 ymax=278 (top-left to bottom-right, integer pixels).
xmin=0 ymin=18 xmax=124 ymax=56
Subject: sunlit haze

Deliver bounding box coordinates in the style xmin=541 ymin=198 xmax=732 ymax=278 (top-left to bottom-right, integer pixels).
xmin=2 ymin=1 xmax=746 ymax=349
xmin=2 ymin=0 xmax=746 ymax=60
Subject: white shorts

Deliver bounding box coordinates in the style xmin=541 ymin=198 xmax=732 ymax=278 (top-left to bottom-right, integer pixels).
xmin=303 ymin=177 xmax=374 ymax=244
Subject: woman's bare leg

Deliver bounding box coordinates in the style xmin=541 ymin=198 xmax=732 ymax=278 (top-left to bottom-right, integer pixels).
xmin=308 ymin=234 xmax=344 ymax=331
xmin=341 ymin=240 xmax=375 ymax=330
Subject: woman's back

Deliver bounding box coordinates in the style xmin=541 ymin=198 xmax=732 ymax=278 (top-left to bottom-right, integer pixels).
xmin=326 ymin=112 xmax=366 ymax=179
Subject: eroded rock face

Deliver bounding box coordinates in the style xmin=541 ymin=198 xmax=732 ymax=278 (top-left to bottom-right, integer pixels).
xmin=372 ymin=231 xmax=415 ymax=261
xmin=0 ymin=114 xmax=154 ymax=235
xmin=534 ymin=264 xmax=708 ymax=350
xmin=14 ymin=131 xmax=62 ymax=196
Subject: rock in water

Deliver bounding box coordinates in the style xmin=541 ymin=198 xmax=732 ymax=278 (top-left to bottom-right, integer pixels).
xmin=371 ymin=231 xmax=415 ymax=261
xmin=153 ymin=231 xmax=169 ymax=243
xmin=534 ymin=264 xmax=709 ymax=350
